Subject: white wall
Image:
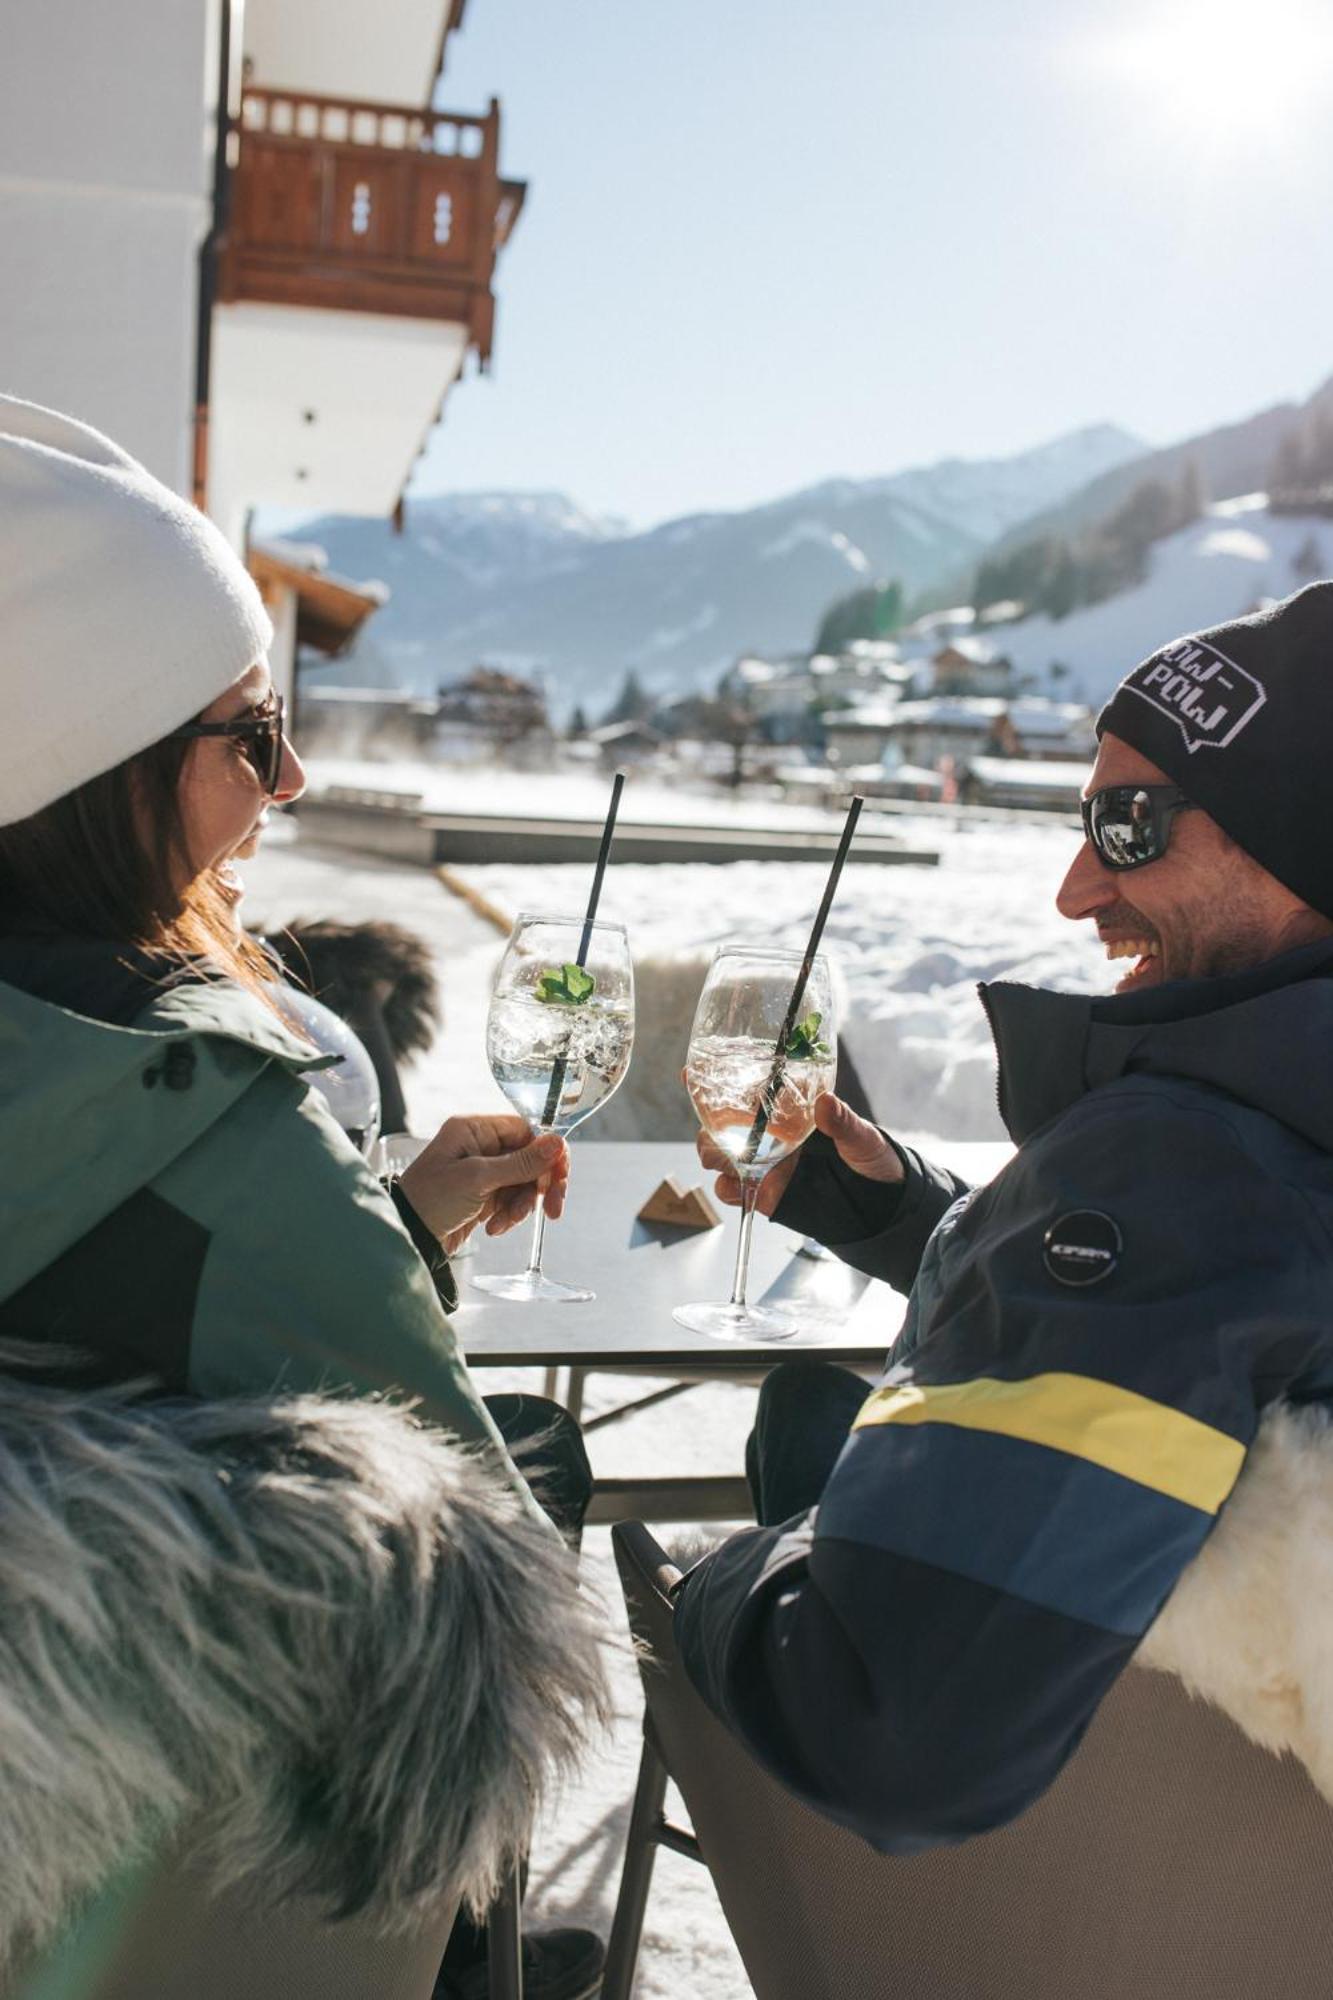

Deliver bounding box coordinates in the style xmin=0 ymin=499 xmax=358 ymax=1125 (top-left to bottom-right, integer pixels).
xmin=0 ymin=0 xmax=218 ymax=491
xmin=243 ymin=0 xmax=447 ymax=106
xmin=210 ymin=302 xmax=468 ymax=545
xmin=265 ymin=578 xmax=299 ymax=709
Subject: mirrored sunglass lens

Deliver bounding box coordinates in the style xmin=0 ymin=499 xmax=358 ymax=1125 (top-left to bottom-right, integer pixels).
xmin=1091 ymin=792 xmax=1157 ymax=867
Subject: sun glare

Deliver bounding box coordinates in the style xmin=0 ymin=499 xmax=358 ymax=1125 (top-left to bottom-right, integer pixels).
xmin=1095 ymin=0 xmax=1333 ymax=154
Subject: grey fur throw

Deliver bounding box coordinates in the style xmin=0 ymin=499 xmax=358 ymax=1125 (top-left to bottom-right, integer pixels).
xmin=263 ymin=919 xmax=440 ymax=1059
xmin=0 ymin=1354 xmax=609 ymax=1963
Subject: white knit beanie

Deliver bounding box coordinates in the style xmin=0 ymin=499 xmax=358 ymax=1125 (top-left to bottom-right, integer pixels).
xmin=0 ymin=395 xmax=274 ymax=826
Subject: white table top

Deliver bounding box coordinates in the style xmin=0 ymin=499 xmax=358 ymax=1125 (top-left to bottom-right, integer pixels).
xmin=456 ymin=1140 xmax=905 ymax=1370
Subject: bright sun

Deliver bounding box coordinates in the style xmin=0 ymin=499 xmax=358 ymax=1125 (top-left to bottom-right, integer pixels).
xmin=1097 ymin=0 xmax=1333 ymax=151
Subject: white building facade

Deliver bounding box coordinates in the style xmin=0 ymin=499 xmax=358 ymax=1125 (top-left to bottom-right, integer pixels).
xmin=2 ymin=0 xmax=519 ymax=698
xmin=1 ymin=0 xmax=223 ymax=492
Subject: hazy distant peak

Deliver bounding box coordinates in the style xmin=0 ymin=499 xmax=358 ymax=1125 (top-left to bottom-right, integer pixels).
xmin=405 ymin=489 xmax=628 ymax=541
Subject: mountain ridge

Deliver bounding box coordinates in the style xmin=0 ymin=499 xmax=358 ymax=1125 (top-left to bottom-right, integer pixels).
xmin=293 ymin=423 xmax=1145 ymax=710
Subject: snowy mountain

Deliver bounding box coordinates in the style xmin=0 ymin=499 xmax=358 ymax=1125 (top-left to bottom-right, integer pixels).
xmin=291 ymin=425 xmax=1144 ymax=712
xmin=993 ymin=496 xmax=1331 ymax=707
xmin=987 ymin=379 xmax=1333 ymax=561
xmin=862 ymin=424 xmax=1148 ymax=548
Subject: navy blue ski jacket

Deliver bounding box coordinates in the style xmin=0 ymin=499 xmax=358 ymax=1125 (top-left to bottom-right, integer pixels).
xmin=675 ymin=939 xmax=1333 ymax=1850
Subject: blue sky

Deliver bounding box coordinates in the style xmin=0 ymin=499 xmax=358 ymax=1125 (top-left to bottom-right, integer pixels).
xmin=416 ymin=0 xmax=1333 ymax=528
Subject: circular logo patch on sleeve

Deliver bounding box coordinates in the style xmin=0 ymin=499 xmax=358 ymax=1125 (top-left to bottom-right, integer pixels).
xmin=1042 ymin=1210 xmax=1122 ymax=1287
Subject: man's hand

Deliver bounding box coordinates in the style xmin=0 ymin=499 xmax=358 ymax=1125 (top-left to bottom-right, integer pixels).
xmin=398 ymin=1115 xmax=570 ymax=1256
xmin=697 ymin=1092 xmax=904 ymax=1219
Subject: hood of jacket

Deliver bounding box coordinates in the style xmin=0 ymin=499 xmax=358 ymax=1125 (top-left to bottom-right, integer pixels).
xmin=0 ymin=1357 xmax=608 ymax=1966
xmin=981 ymin=937 xmax=1333 ymax=1153
xmin=0 ymin=970 xmax=329 ymax=1301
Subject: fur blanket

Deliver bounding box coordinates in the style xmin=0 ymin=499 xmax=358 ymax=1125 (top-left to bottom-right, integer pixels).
xmin=263 ymin=920 xmax=440 ymax=1060
xmin=593 ymin=951 xmax=709 ymax=1140
xmin=0 ymin=1353 xmax=609 ymax=1965
xmin=1138 ymin=1401 xmax=1333 ymax=1801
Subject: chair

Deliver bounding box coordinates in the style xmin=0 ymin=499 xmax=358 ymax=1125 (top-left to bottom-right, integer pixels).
xmin=604 ymin=1522 xmax=1333 ymax=2000
xmin=5 ymin=1860 xmax=460 ymax=2000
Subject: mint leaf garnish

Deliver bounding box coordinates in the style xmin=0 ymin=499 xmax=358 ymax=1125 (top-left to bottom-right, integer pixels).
xmin=784 ymin=1010 xmax=830 ymax=1060
xmin=537 ymin=962 xmax=597 ymax=1005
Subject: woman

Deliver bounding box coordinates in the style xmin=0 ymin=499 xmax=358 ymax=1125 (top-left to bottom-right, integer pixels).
xmin=0 ymin=395 xmax=602 ymax=2000
xmin=0 ymin=393 xmax=566 ymax=1455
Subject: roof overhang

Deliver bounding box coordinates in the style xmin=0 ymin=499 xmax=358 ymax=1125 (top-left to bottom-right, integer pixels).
xmin=242 ymin=0 xmax=460 ymax=107
xmin=249 ymin=544 xmax=384 ymax=657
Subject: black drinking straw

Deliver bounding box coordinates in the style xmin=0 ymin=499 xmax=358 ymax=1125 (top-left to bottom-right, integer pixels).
xmin=540 ymin=771 xmax=626 ymax=1128
xmin=741 ymin=794 xmax=864 ymax=1164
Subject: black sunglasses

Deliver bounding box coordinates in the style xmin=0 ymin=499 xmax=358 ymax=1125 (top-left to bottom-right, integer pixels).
xmin=1080 ymin=782 xmax=1197 ymax=871
xmin=171 ymin=692 xmax=286 ymax=796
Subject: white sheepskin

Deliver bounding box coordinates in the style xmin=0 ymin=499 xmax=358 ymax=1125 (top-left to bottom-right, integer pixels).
xmin=1139 ymin=1403 xmax=1333 ymax=1797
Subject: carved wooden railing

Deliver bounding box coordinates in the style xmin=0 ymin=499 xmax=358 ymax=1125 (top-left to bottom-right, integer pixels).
xmin=217 ymin=86 xmax=524 ymax=360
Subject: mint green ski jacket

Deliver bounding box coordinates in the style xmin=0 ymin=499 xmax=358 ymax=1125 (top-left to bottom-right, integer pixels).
xmin=0 ymin=973 xmax=511 ymax=1465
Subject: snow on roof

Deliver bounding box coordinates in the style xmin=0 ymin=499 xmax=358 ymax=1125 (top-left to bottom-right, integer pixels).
xmin=1008 ymin=699 xmax=1094 ymax=734
xmin=885 ymin=696 xmax=1092 ymax=734
xmin=968 ymin=757 xmax=1088 ymax=790
xmin=936 ymin=634 xmax=1000 ymax=665
xmin=588 ymin=718 xmax=663 ymax=744
xmin=251 ymin=538 xmax=389 ymax=606
xmin=824 ymin=703 xmax=902 ymax=729
xmin=253 ymin=535 xmax=328 ymax=573
xmin=843 ymin=638 xmax=903 ymax=661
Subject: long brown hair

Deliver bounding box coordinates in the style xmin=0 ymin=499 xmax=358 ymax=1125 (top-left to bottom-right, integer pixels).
xmin=0 ymin=731 xmax=274 ymax=994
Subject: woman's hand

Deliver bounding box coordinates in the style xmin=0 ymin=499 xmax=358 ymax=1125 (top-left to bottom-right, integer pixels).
xmin=398 ymin=1116 xmax=570 ymax=1256
xmin=697 ymin=1091 xmax=904 ymax=1219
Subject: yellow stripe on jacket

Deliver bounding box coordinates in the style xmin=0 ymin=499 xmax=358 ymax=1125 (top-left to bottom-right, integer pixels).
xmin=852 ymin=1372 xmax=1245 ymax=1516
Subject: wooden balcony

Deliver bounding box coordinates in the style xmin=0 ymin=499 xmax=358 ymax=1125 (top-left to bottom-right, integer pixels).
xmin=216 ymin=86 xmax=525 ymax=363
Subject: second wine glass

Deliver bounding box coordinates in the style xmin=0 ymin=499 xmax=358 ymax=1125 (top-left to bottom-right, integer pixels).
xmin=472 ymin=912 xmax=634 ymax=1303
xmin=674 ymin=944 xmax=837 ymax=1340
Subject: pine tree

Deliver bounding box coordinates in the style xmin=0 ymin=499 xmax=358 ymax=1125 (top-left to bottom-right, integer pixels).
xmin=1269 ymin=429 xmax=1307 ymax=495
xmin=1176 ymin=458 xmax=1206 ymax=529
xmin=1292 ymin=533 xmax=1326 ymax=583
xmin=1308 ymin=409 xmax=1333 ymax=486
xmin=813 ymin=579 xmax=905 ymax=652
xmin=600 ymin=669 xmax=653 ymax=727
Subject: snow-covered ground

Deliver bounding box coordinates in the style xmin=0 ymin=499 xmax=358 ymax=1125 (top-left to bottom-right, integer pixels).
xmin=458 ymin=821 xmax=1100 ymax=1142
xmin=236 ymin=795 xmax=1119 ymax=1997
xmin=292 ymin=764 xmax=1106 ymax=1141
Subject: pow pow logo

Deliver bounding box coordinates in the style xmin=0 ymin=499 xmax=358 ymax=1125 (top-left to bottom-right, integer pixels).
xmin=1122 ymin=637 xmax=1267 ymax=754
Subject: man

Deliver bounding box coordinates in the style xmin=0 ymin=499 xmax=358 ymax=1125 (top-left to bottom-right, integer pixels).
xmin=675 ymin=581 xmax=1333 ymax=1850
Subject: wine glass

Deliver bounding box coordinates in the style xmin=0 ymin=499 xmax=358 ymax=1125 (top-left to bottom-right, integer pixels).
xmin=472 ymin=913 xmax=634 ymax=1303
xmin=674 ymin=945 xmax=837 ymax=1340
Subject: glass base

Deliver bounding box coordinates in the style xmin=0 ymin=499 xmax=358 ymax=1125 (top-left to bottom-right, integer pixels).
xmin=672 ymin=1299 xmax=797 ymax=1342
xmin=471 ymin=1268 xmax=594 ymax=1304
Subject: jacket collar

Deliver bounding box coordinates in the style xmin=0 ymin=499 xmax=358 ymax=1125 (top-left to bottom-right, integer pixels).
xmin=136 ymin=979 xmax=326 ymax=1073
xmin=980 ymin=937 xmax=1333 ymax=1150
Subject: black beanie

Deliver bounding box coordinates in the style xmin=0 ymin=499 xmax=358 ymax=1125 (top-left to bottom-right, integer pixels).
xmin=1097 ymin=580 xmax=1333 ymax=920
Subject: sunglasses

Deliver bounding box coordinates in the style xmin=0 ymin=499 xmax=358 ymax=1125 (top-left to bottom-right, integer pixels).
xmin=171 ymin=692 xmax=286 ymax=795
xmin=1080 ymin=782 xmax=1197 ymax=871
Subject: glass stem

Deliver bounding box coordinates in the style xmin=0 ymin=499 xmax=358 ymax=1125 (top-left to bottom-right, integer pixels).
xmin=729 ymin=1173 xmax=762 ymax=1310
xmin=524 ymin=1121 xmax=556 ymax=1278
xmin=526 ymin=1198 xmax=548 ymax=1278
